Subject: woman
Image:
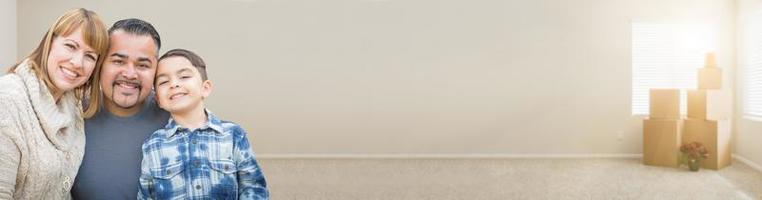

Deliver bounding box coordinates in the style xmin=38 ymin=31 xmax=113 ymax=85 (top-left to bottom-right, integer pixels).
xmin=0 ymin=8 xmax=108 ymax=199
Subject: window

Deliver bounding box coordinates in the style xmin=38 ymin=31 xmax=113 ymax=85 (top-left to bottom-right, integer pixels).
xmin=743 ymin=13 xmax=762 ymax=119
xmin=631 ymin=22 xmax=715 ymax=115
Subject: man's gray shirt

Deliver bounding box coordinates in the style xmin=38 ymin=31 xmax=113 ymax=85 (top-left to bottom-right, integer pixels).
xmin=72 ymin=94 xmax=169 ymax=200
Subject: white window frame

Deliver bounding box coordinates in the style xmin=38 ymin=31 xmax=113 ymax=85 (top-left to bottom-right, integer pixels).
xmin=631 ymin=22 xmax=715 ymax=116
xmin=743 ymin=12 xmax=762 ymax=120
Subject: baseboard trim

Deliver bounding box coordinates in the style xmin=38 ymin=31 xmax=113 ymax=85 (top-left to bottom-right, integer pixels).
xmin=257 ymin=153 xmax=643 ymax=159
xmin=257 ymin=154 xmax=762 ymax=172
xmin=733 ymin=154 xmax=762 ymax=173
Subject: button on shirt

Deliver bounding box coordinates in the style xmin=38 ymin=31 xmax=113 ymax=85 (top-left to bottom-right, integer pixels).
xmin=138 ymin=110 xmax=269 ymax=200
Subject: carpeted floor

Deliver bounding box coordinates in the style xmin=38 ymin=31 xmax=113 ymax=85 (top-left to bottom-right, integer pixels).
xmin=258 ymin=158 xmax=762 ymax=200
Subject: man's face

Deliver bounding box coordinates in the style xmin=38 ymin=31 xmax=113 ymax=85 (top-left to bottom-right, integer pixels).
xmin=100 ymin=30 xmax=158 ymax=109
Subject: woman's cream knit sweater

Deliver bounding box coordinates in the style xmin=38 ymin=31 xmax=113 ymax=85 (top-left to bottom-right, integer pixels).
xmin=0 ymin=60 xmax=85 ymax=199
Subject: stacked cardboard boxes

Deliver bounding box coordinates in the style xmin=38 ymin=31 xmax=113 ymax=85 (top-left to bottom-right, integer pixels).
xmin=684 ymin=53 xmax=732 ymax=170
xmin=642 ymin=53 xmax=733 ymax=170
xmin=643 ymin=89 xmax=682 ymax=167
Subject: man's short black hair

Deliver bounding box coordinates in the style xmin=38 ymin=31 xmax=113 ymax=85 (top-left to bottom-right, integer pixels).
xmin=108 ymin=18 xmax=161 ymax=50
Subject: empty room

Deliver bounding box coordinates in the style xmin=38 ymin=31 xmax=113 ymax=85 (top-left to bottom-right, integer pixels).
xmin=1 ymin=0 xmax=762 ymax=199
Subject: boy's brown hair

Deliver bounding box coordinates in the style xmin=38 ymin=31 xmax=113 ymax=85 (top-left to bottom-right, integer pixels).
xmin=158 ymin=48 xmax=208 ymax=81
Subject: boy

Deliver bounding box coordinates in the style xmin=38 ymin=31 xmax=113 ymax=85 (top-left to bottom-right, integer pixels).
xmin=138 ymin=49 xmax=269 ymax=199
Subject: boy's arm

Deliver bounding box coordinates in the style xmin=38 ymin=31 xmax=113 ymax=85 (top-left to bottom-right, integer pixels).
xmin=137 ymin=144 xmax=154 ymax=200
xmin=233 ymin=127 xmax=269 ymax=200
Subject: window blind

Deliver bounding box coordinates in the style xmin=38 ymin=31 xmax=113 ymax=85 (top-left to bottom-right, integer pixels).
xmin=743 ymin=13 xmax=762 ymax=118
xmin=632 ymin=22 xmax=706 ymax=115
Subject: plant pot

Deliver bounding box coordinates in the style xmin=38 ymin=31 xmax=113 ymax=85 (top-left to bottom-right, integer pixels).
xmin=688 ymin=159 xmax=701 ymax=171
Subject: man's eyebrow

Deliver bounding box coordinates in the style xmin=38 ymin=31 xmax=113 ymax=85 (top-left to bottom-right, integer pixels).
xmin=109 ymin=53 xmax=127 ymax=59
xmin=137 ymin=57 xmax=153 ymax=64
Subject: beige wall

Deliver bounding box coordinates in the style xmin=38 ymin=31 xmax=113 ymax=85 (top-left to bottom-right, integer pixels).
xmin=0 ymin=0 xmax=16 ymax=73
xmin=17 ymin=0 xmax=736 ymax=155
xmin=736 ymin=0 xmax=762 ymax=168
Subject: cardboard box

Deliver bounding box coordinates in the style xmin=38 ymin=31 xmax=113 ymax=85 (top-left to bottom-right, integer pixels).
xmin=643 ymin=118 xmax=682 ymax=167
xmin=687 ymin=89 xmax=731 ymax=120
xmin=704 ymin=52 xmax=717 ymax=68
xmin=682 ymin=118 xmax=731 ymax=170
xmin=649 ymin=89 xmax=680 ymax=119
xmin=698 ymin=68 xmax=722 ymax=89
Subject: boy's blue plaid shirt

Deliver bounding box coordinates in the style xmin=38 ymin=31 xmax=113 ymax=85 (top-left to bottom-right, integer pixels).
xmin=138 ymin=110 xmax=269 ymax=200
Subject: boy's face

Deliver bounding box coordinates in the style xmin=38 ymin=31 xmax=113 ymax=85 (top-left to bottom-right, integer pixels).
xmin=155 ymin=56 xmax=212 ymax=114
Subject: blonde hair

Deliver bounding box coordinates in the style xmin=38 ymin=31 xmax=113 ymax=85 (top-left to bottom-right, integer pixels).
xmin=7 ymin=8 xmax=109 ymax=118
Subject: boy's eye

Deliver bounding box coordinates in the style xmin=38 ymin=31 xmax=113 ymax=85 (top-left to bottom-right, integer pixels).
xmin=180 ymin=76 xmax=191 ymax=79
xmin=158 ymin=81 xmax=168 ymax=86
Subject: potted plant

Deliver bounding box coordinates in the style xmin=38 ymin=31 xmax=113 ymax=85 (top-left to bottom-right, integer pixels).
xmin=680 ymin=142 xmax=709 ymax=171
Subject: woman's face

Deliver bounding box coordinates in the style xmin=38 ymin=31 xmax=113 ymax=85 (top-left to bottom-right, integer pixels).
xmin=46 ymin=27 xmax=99 ymax=92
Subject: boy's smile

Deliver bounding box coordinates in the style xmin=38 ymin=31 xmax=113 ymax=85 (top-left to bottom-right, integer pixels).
xmin=169 ymin=92 xmax=188 ymax=101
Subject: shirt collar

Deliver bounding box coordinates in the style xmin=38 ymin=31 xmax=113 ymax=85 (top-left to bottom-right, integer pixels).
xmin=164 ymin=109 xmax=224 ymax=138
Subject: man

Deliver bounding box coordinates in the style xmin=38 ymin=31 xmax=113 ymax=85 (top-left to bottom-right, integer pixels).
xmin=72 ymin=18 xmax=170 ymax=199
